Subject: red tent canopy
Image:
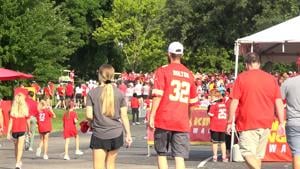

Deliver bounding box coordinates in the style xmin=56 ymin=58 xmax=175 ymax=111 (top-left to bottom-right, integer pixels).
xmin=0 ymin=68 xmax=33 ymax=81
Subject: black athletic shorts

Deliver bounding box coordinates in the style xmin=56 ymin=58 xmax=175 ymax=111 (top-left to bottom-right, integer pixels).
xmin=90 ymin=133 xmax=123 ymax=151
xmin=154 ymin=128 xmax=189 ymax=158
xmin=210 ymin=130 xmax=226 ymax=143
xmin=39 ymin=131 xmax=50 ymax=135
xmin=59 ymin=95 xmax=65 ymax=101
xmin=12 ymin=132 xmax=26 ymax=139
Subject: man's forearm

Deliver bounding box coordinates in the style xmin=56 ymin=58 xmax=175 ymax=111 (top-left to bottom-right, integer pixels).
xmin=275 ymin=99 xmax=285 ymax=124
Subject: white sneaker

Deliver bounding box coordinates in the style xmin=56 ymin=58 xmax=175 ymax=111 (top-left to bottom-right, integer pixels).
xmin=36 ymin=148 xmax=41 ymax=157
xmin=64 ymin=154 xmax=70 ymax=160
xmin=132 ymin=122 xmax=136 ymax=125
xmin=135 ymin=122 xmax=140 ymax=125
xmin=28 ymin=147 xmax=33 ymax=152
xmin=15 ymin=161 xmax=22 ymax=169
xmin=43 ymin=154 xmax=48 ymax=160
xmin=75 ymin=150 xmax=84 ymax=155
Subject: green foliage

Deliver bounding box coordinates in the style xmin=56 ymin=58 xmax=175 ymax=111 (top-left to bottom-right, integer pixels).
xmin=56 ymin=0 xmax=118 ymax=80
xmin=183 ymin=47 xmax=234 ymax=73
xmin=93 ymin=0 xmax=167 ymax=72
xmin=161 ymin=0 xmax=300 ymax=73
xmin=0 ymin=0 xmax=76 ymax=83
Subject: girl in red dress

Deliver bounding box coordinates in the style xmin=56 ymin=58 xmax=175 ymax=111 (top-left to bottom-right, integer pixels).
xmin=7 ymin=93 xmax=30 ymax=169
xmin=62 ymin=102 xmax=83 ymax=160
xmin=36 ymin=100 xmax=56 ymax=160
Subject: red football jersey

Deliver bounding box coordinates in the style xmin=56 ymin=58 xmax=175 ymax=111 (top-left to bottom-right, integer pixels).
xmin=11 ymin=116 xmax=29 ymax=133
xmin=36 ymin=108 xmax=53 ymax=133
xmin=208 ymin=101 xmax=228 ymax=132
xmin=152 ymin=63 xmax=198 ymax=132
xmin=63 ymin=111 xmax=78 ymax=139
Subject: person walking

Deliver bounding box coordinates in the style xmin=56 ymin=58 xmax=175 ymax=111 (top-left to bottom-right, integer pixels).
xmin=86 ymin=64 xmax=132 ymax=169
xmin=25 ymin=91 xmax=39 ymax=151
xmin=226 ymin=52 xmax=285 ymax=169
xmin=7 ymin=93 xmax=30 ymax=169
xmin=149 ymin=41 xmax=198 ymax=169
xmin=280 ymin=66 xmax=300 ymax=169
xmin=62 ymin=102 xmax=83 ymax=160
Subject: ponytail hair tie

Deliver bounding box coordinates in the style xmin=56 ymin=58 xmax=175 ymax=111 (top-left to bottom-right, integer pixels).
xmin=104 ymin=80 xmax=112 ymax=84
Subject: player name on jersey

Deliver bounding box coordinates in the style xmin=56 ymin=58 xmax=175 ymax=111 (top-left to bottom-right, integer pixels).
xmin=172 ymin=70 xmax=189 ymax=78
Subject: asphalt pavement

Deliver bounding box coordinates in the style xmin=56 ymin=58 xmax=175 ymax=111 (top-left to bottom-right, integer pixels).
xmin=0 ymin=123 xmax=293 ymax=169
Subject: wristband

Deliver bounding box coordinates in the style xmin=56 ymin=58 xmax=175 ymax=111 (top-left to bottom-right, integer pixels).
xmin=227 ymin=121 xmax=233 ymax=124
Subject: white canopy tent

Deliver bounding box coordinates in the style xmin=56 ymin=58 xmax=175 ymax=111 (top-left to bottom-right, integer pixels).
xmin=234 ymin=15 xmax=300 ymax=77
xmin=230 ymin=15 xmax=300 ymax=162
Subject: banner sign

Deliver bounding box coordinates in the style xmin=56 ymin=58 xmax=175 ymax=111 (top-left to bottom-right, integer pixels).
xmin=263 ymin=120 xmax=292 ymax=162
xmin=147 ymin=106 xmax=292 ymax=162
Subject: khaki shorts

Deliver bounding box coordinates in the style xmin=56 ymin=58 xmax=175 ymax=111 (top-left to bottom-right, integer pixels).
xmin=239 ymin=128 xmax=270 ymax=159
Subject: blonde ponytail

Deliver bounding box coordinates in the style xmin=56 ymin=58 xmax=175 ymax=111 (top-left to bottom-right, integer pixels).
xmin=98 ymin=64 xmax=115 ymax=118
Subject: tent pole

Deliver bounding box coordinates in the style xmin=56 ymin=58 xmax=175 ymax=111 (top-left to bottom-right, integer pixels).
xmin=234 ymin=42 xmax=239 ymax=78
xmin=230 ymin=42 xmax=239 ymax=162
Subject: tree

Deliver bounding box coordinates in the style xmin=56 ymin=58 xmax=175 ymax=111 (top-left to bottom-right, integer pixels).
xmin=93 ymin=0 xmax=167 ymax=72
xmin=0 ymin=0 xmax=76 ymax=83
xmin=55 ymin=0 xmax=120 ymax=80
xmin=161 ymin=0 xmax=300 ymax=73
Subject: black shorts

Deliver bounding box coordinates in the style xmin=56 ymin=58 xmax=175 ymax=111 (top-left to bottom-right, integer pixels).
xmin=210 ymin=130 xmax=226 ymax=143
xmin=75 ymin=94 xmax=82 ymax=100
xmin=59 ymin=95 xmax=65 ymax=101
xmin=90 ymin=133 xmax=123 ymax=151
xmin=12 ymin=132 xmax=26 ymax=139
xmin=65 ymin=95 xmax=73 ymax=100
xmin=39 ymin=131 xmax=50 ymax=135
xmin=142 ymin=95 xmax=149 ymax=99
xmin=154 ymin=128 xmax=189 ymax=158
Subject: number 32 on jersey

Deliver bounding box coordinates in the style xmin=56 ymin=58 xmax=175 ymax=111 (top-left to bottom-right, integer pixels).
xmin=169 ymin=79 xmax=190 ymax=103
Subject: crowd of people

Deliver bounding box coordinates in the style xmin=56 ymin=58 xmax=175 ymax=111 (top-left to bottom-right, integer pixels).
xmin=0 ymin=41 xmax=299 ymax=169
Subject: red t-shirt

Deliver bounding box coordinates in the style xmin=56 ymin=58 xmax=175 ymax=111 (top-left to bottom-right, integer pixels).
xmin=131 ymin=97 xmax=139 ymax=108
xmin=26 ymin=97 xmax=38 ymax=117
xmin=65 ymin=83 xmax=74 ymax=97
xmin=57 ymin=86 xmax=64 ymax=96
xmin=11 ymin=116 xmax=29 ymax=133
xmin=81 ymin=85 xmax=87 ymax=97
xmin=208 ymin=101 xmax=227 ymax=132
xmin=63 ymin=111 xmax=78 ymax=139
xmin=152 ymin=63 xmax=198 ymax=132
xmin=36 ymin=108 xmax=53 ymax=133
xmin=44 ymin=87 xmax=52 ymax=97
xmin=31 ymin=83 xmax=40 ymax=93
xmin=232 ymin=69 xmax=281 ymax=131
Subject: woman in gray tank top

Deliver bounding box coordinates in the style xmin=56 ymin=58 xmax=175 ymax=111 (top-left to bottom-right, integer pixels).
xmin=86 ymin=64 xmax=132 ymax=169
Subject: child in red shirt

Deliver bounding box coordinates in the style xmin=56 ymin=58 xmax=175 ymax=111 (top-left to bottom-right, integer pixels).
xmin=62 ymin=102 xmax=83 ymax=160
xmin=6 ymin=93 xmax=30 ymax=169
xmin=130 ymin=93 xmax=140 ymax=125
xmin=36 ymin=100 xmax=56 ymax=160
xmin=207 ymin=90 xmax=228 ymax=162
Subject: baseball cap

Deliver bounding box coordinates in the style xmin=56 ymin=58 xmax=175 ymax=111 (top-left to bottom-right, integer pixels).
xmin=168 ymin=42 xmax=184 ymax=54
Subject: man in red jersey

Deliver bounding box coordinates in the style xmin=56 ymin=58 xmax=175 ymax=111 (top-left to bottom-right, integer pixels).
xmin=149 ymin=42 xmax=198 ymax=169
xmin=227 ymin=52 xmax=285 ymax=169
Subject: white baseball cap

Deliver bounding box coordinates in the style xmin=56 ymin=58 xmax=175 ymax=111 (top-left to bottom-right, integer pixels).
xmin=168 ymin=42 xmax=184 ymax=55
